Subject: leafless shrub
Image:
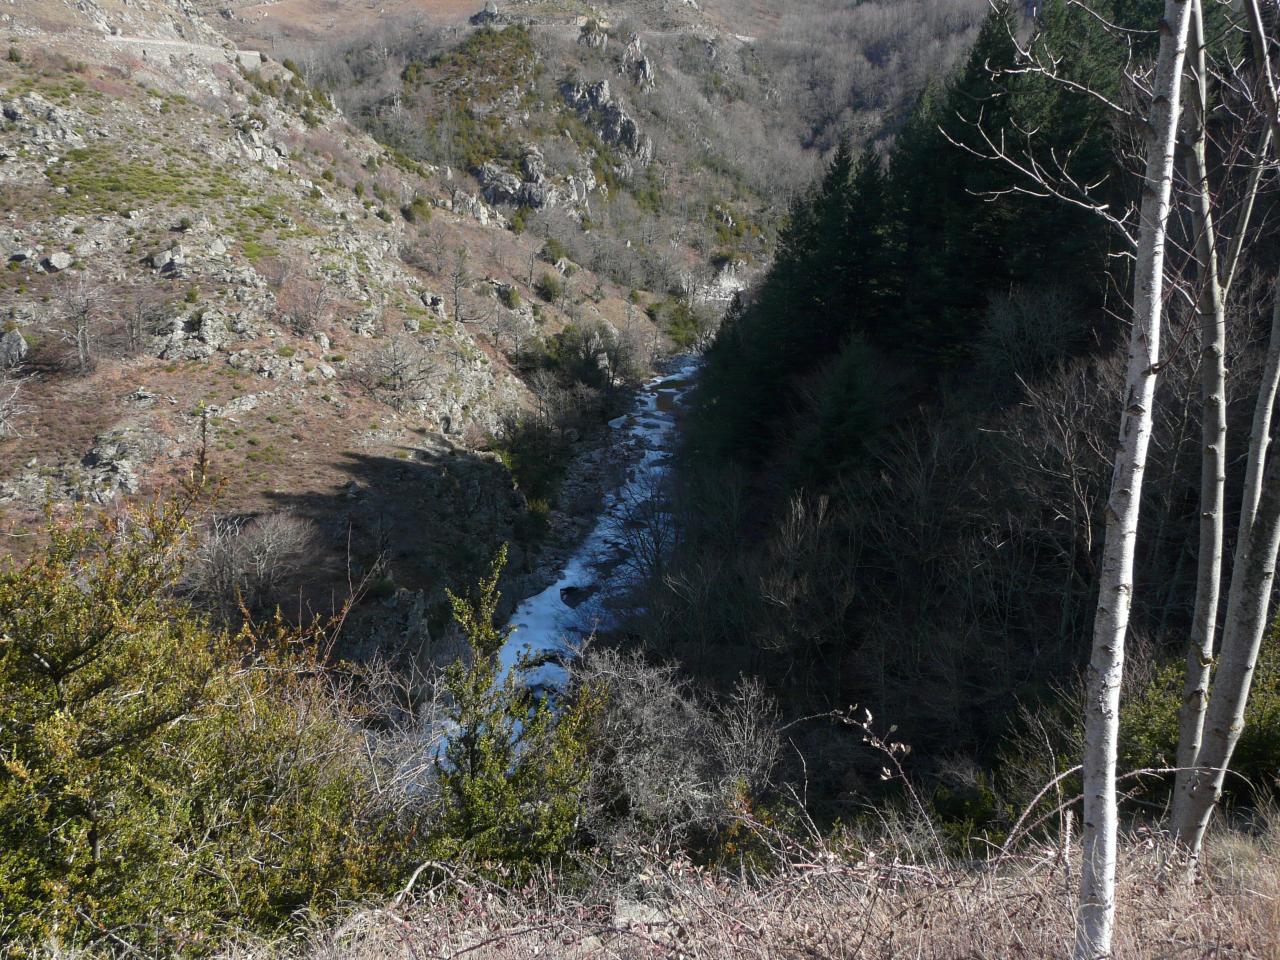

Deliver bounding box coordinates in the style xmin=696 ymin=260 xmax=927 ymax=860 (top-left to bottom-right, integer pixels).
xmin=570 ymin=647 xmax=780 ymax=850
xmin=347 ymin=337 xmax=439 ymax=411
xmin=185 ymin=511 xmax=320 ymax=619
xmin=276 ymin=273 xmax=335 ymax=336
xmin=0 ymin=370 xmax=30 ymax=438
xmin=400 ymin=233 xmax=448 ymax=275
xmin=355 ymin=655 xmax=450 ymax=809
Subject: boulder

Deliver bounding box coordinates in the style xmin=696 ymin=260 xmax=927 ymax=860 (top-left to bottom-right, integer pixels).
xmin=0 ymin=327 xmax=27 ymax=368
xmin=469 ymin=1 xmax=503 ymax=25
xmin=41 ymin=251 xmax=72 ymax=272
xmin=148 ymin=246 xmax=187 ymax=274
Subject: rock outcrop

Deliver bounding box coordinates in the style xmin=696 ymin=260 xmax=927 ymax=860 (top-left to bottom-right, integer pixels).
xmin=562 ymin=79 xmax=654 ymax=166
xmin=622 ymin=35 xmax=656 ymax=92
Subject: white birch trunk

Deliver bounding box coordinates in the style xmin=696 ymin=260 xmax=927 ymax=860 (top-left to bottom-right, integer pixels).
xmin=1173 ymin=276 xmax=1280 ymax=855
xmin=1074 ymin=3 xmax=1193 ymax=956
xmin=1171 ymin=0 xmax=1280 ymax=858
xmin=1171 ymin=0 xmax=1227 ymax=826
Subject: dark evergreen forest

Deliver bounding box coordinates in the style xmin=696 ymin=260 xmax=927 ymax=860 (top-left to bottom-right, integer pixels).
xmin=637 ymin=0 xmax=1280 ymax=817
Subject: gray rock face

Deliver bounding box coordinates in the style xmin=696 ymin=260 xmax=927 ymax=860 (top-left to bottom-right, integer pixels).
xmin=578 ymin=22 xmax=608 ymax=50
xmin=477 ymin=162 xmax=522 ymax=205
xmin=521 ymin=145 xmax=546 ymax=182
xmin=1 ymin=93 xmax=85 ymax=149
xmin=562 ymin=79 xmax=654 ymax=165
xmin=76 ymin=427 xmax=171 ymax=502
xmin=518 ymin=180 xmax=559 ymax=209
xmin=1 ymin=328 xmax=28 ymax=368
xmin=478 ymin=150 xmax=561 ymax=209
xmin=156 ymin=311 xmax=228 ymax=360
xmin=622 ymin=35 xmax=656 ymax=91
xmin=452 ymin=189 xmax=493 ymax=225
xmin=469 ymin=1 xmax=504 ymax=26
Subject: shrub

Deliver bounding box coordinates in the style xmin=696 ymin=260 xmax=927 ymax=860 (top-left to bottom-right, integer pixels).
xmin=1121 ymin=625 xmax=1280 ymax=805
xmin=499 ymin=285 xmax=521 ymax=310
xmin=431 ymin=546 xmax=596 ymax=867
xmin=535 ymin=272 xmax=563 ymax=303
xmin=400 ymin=195 xmax=433 ymax=223
xmin=540 ymin=237 xmax=569 ymax=264
xmin=0 ymin=492 xmax=419 ymax=951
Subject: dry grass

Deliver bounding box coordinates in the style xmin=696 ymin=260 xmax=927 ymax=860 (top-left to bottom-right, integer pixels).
xmin=225 ymin=826 xmax=1280 ymax=959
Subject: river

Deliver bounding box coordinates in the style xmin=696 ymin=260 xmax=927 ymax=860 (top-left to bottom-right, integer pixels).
xmin=500 ymin=356 xmax=700 ymax=688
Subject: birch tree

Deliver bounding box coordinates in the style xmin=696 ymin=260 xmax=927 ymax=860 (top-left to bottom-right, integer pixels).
xmin=1171 ymin=0 xmax=1280 ymax=856
xmin=1170 ymin=0 xmax=1275 ymax=838
xmin=1073 ymin=4 xmax=1192 ymax=955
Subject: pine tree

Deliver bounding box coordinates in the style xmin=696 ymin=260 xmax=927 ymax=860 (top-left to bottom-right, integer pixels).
xmin=433 ymin=545 xmax=595 ymax=866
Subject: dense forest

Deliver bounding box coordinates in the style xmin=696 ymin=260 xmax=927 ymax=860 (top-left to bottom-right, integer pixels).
xmin=638 ymin=0 xmax=1280 ymax=815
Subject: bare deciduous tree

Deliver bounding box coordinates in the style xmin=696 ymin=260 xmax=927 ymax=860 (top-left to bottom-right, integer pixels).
xmin=184 ymin=511 xmax=320 ymax=619
xmin=55 ymin=274 xmax=106 ymax=375
xmin=348 ymin=336 xmax=439 ymax=411
xmin=1173 ymin=269 xmax=1280 ymax=855
xmin=122 ymin=287 xmax=167 ymax=356
xmin=0 ymin=370 xmax=30 ymax=438
xmin=276 ymin=273 xmax=335 ymax=336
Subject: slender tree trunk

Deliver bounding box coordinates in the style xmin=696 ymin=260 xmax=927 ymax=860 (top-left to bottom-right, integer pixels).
xmin=1173 ymin=275 xmax=1280 ymax=854
xmin=1171 ymin=0 xmax=1280 ymax=858
xmin=1075 ymin=3 xmax=1193 ymax=957
xmin=1172 ymin=0 xmax=1227 ymax=824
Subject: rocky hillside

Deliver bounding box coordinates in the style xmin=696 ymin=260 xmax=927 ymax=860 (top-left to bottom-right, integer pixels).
xmin=0 ymin=0 xmax=679 ymax=645
xmin=0 ymin=0 xmax=983 ymax=649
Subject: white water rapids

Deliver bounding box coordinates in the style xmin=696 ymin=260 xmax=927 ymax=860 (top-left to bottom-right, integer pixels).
xmin=499 ymin=357 xmax=700 ymax=689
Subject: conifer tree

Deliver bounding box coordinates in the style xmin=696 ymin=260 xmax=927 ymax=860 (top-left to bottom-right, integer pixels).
xmin=434 ymin=545 xmax=595 ymax=866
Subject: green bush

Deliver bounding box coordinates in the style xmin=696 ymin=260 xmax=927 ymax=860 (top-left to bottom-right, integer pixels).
xmin=535 ymin=272 xmax=563 ymax=303
xmin=0 ymin=493 xmax=418 ymax=952
xmin=540 ymin=237 xmax=569 ymax=264
xmin=1121 ymin=627 xmax=1280 ymax=804
xmin=499 ymin=285 xmax=521 ymax=310
xmin=431 ymin=546 xmax=596 ymax=867
xmin=401 ymin=195 xmax=433 ymax=224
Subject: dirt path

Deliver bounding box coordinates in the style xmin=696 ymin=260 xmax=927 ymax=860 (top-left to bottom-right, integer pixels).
xmin=106 ymin=35 xmax=263 ymax=68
